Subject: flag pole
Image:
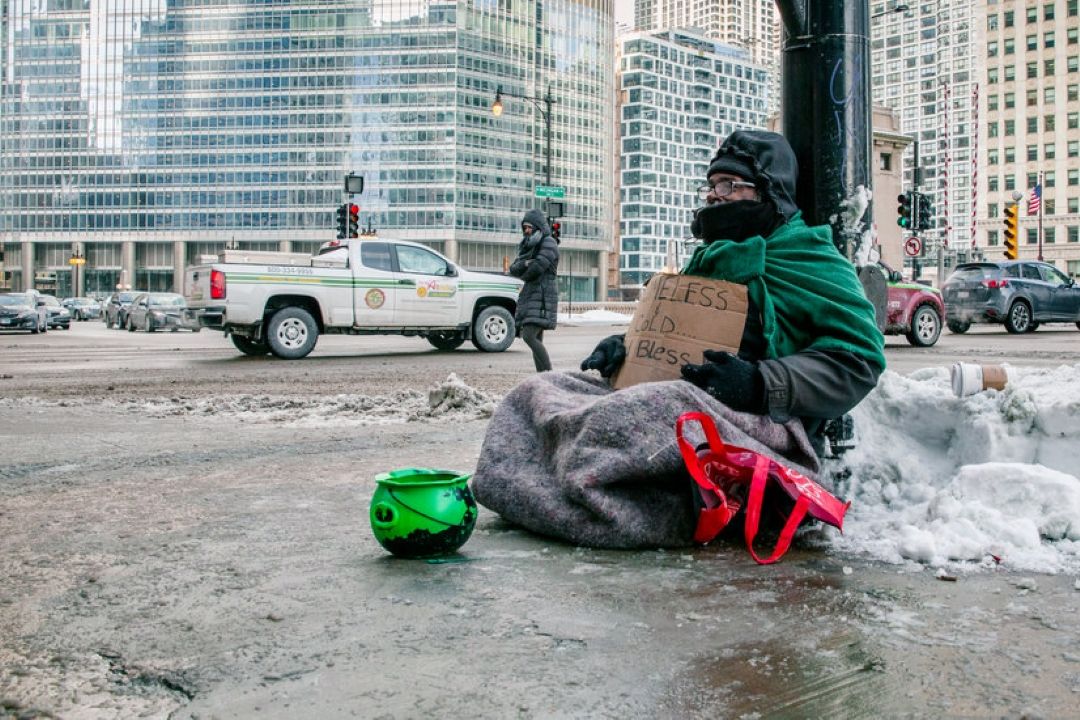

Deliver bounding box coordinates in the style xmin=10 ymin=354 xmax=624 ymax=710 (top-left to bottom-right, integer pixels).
xmin=1037 ymin=171 xmax=1044 ymax=261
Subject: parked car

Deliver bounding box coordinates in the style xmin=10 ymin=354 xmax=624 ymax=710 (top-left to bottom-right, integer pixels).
xmin=103 ymin=291 xmax=140 ymax=329
xmin=125 ymin=292 xmax=197 ymax=332
xmin=0 ymin=292 xmax=48 ymax=333
xmin=881 ymin=264 xmax=944 ymax=347
xmin=942 ymin=260 xmax=1080 ymax=334
xmin=38 ymin=294 xmax=71 ymax=330
xmin=62 ymin=296 xmax=103 ymax=321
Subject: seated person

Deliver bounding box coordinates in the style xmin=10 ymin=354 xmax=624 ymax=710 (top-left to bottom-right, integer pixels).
xmin=471 ymin=130 xmax=885 ymax=549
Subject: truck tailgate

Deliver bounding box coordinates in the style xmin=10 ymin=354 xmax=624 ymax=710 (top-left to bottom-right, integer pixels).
xmin=184 ymin=265 xmax=214 ymax=308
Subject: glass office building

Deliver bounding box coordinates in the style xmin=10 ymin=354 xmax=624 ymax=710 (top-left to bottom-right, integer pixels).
xmin=617 ymin=29 xmax=768 ymax=291
xmin=0 ymin=0 xmax=614 ymax=299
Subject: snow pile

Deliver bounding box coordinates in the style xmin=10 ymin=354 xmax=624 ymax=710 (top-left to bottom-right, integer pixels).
xmin=826 ymin=365 xmax=1080 ymax=573
xmin=2 ymin=374 xmax=498 ymax=427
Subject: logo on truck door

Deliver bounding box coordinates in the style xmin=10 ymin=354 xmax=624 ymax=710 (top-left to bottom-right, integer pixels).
xmin=364 ymin=288 xmax=386 ymax=309
xmin=416 ymin=280 xmax=457 ymax=299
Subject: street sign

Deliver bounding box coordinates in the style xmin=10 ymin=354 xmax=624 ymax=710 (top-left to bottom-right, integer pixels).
xmin=534 ymin=185 xmax=565 ymax=199
xmin=904 ymin=236 xmax=922 ymax=257
xmin=68 ymin=256 xmax=87 ymax=265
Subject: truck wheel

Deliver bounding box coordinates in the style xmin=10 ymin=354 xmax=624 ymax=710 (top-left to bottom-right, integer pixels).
xmin=905 ymin=305 xmax=941 ymax=347
xmin=266 ymin=307 xmax=319 ymax=359
xmin=471 ymin=306 xmax=515 ymax=352
xmin=947 ymin=319 xmax=970 ymax=334
xmin=231 ymin=334 xmax=270 ymax=356
xmin=1004 ymin=301 xmax=1031 ymax=334
xmin=427 ymin=331 xmax=466 ymax=351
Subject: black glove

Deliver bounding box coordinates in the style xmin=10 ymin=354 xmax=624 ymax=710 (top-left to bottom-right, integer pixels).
xmin=580 ymin=334 xmax=627 ymax=378
xmin=681 ymin=350 xmax=767 ymax=414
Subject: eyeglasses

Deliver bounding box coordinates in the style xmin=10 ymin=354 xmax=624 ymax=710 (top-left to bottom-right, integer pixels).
xmin=697 ymin=179 xmax=757 ymax=201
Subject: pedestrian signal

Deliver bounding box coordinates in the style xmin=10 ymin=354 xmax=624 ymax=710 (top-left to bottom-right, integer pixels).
xmin=1002 ymin=204 xmax=1019 ymax=260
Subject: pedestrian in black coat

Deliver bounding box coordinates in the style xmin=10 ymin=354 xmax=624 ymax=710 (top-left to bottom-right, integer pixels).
xmin=509 ymin=208 xmax=560 ymax=372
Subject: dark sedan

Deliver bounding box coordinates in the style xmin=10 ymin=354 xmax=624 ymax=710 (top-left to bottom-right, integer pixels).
xmin=126 ymin=292 xmax=197 ymax=332
xmin=62 ymin=297 xmax=103 ymax=321
xmin=943 ymin=260 xmax=1080 ymax=334
xmin=104 ymin=291 xmax=140 ymax=329
xmin=39 ymin=294 xmax=71 ymax=330
xmin=0 ymin=293 xmax=48 ymax=333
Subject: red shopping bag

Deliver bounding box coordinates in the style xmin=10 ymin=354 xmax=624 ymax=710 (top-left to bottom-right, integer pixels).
xmin=675 ymin=412 xmax=850 ymax=565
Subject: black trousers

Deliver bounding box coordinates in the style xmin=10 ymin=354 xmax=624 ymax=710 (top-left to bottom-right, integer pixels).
xmin=520 ymin=324 xmax=551 ymax=372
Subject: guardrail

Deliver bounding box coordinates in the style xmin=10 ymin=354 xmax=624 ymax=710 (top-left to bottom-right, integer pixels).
xmin=557 ymin=301 xmax=637 ymax=316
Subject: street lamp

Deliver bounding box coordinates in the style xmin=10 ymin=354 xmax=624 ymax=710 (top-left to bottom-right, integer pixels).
xmin=871 ymin=3 xmax=910 ymax=19
xmin=491 ymin=85 xmax=556 ymax=207
xmin=68 ymin=252 xmax=86 ymax=297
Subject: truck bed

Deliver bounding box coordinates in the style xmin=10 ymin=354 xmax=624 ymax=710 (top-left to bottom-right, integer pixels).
xmin=217 ymin=250 xmax=314 ymax=267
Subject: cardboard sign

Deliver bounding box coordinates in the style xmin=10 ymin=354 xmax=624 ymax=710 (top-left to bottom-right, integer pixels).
xmin=613 ymin=273 xmax=748 ymax=390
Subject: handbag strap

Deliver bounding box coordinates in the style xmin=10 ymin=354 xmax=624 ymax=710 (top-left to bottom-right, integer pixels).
xmin=743 ymin=453 xmax=811 ymax=565
xmin=676 ymin=412 xmax=737 ymax=543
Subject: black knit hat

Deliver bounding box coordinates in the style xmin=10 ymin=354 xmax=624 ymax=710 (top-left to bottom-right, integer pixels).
xmin=706 ymin=154 xmax=756 ymax=182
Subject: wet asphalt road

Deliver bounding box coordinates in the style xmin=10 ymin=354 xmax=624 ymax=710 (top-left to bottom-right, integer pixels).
xmin=2 ymin=321 xmax=1079 ymax=719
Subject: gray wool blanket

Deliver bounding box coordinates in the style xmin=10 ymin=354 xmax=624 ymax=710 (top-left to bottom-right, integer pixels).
xmin=471 ymin=371 xmax=821 ymax=549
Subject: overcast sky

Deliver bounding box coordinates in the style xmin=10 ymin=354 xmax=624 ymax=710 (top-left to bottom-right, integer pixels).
xmin=614 ymin=0 xmax=633 ymax=26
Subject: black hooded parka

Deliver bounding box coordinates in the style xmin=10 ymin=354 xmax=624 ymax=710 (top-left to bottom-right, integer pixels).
xmin=509 ymin=208 xmax=560 ymax=331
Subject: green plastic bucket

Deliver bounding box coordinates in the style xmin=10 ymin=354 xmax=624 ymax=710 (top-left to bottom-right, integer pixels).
xmin=370 ymin=467 xmax=478 ymax=558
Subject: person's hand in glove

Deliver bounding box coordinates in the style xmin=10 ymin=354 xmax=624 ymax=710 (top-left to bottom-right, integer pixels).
xmin=580 ymin=334 xmax=627 ymax=378
xmin=680 ymin=350 xmax=767 ymax=414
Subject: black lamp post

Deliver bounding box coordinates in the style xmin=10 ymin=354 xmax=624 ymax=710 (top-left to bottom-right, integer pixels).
xmin=69 ymin=252 xmax=86 ymax=297
xmin=492 ymin=85 xmax=555 ymax=211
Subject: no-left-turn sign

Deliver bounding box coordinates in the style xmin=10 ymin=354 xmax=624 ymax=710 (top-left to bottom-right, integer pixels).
xmin=904 ymin=236 xmax=922 ymax=257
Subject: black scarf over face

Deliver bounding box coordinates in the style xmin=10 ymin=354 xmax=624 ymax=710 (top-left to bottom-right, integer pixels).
xmin=691 ymin=200 xmax=784 ymax=244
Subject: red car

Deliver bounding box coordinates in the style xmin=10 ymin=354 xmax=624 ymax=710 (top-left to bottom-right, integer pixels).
xmin=881 ymin=265 xmax=944 ymax=347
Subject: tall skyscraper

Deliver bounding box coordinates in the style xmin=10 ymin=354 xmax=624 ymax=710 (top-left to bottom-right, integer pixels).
xmin=633 ymin=0 xmax=778 ymax=71
xmin=976 ymin=0 xmax=1080 ymax=275
xmin=633 ymin=0 xmax=779 ymax=113
xmin=0 ymin=0 xmax=615 ymax=300
xmin=870 ymin=1 xmax=979 ymax=273
xmin=616 ymin=28 xmax=768 ymax=293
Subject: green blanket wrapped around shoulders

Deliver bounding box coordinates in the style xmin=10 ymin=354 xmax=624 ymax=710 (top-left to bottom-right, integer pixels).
xmin=682 ymin=212 xmax=885 ymax=372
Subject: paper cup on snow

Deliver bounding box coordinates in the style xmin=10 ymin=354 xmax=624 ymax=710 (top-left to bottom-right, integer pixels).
xmin=951 ymin=362 xmax=1009 ymax=397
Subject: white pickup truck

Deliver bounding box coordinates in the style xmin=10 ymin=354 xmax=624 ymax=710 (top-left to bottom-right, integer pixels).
xmin=184 ymin=237 xmax=523 ymax=359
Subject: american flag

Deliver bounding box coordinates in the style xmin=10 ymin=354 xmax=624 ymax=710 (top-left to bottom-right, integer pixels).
xmin=1027 ymin=184 xmax=1042 ymax=215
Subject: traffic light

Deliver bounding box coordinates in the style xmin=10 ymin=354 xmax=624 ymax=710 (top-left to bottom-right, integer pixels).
xmin=335 ymin=203 xmax=348 ymax=239
xmin=550 ymin=221 xmax=561 ymax=241
xmin=916 ymin=194 xmax=933 ymax=231
xmin=348 ymin=203 xmax=359 ymax=238
xmin=1002 ymin=204 xmax=1019 ymax=259
xmin=896 ymin=192 xmax=913 ymax=229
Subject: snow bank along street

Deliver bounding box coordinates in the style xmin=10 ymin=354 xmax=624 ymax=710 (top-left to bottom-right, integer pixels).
xmin=831 ymin=364 xmax=1080 ymax=574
